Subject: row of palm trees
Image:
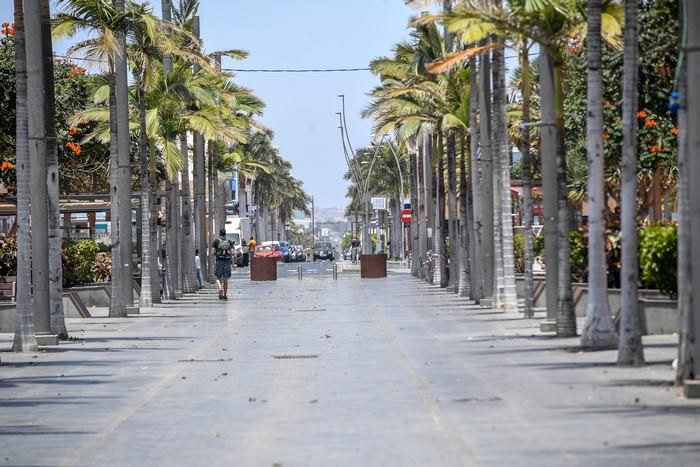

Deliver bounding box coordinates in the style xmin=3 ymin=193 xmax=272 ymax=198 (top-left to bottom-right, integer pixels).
xmin=362 ymin=0 xmax=700 ymax=390
xmin=11 ymin=0 xmax=305 ymax=352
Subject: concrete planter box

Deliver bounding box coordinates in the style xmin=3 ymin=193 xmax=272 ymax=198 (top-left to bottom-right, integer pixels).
xmin=515 ymin=274 xmax=678 ymax=335
xmin=361 ymin=254 xmax=387 ymax=279
xmin=250 ymin=257 xmax=277 ymax=281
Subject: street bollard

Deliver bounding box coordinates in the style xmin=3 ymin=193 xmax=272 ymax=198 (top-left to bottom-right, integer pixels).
xmin=333 ymin=262 xmax=338 ymax=280
xmin=297 ymin=264 xmax=303 ymax=280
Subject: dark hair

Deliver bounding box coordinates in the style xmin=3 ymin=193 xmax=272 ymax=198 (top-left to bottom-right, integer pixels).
xmin=219 ymin=228 xmax=226 ymax=237
xmin=195 ymin=249 xmax=199 ymax=255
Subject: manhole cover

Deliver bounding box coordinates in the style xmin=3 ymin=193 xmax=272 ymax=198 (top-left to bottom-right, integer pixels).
xmin=273 ymin=354 xmax=319 ymax=360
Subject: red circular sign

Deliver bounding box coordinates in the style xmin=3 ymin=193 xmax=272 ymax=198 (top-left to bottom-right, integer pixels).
xmin=401 ymin=209 xmax=412 ymax=224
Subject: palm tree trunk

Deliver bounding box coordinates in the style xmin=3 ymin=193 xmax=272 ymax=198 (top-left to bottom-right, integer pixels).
xmin=618 ymin=0 xmax=644 ymax=365
xmin=458 ymin=129 xmax=471 ymax=299
xmin=12 ymin=0 xmax=38 ymax=351
xmin=493 ymin=37 xmax=518 ymax=313
xmin=417 ymin=143 xmax=427 ymax=279
xmin=148 ymin=141 xmax=161 ymax=304
xmin=161 ymin=0 xmax=177 ymax=301
xmin=424 ymin=137 xmax=434 ymax=283
xmin=581 ymin=0 xmax=618 ymax=348
xmin=409 ymin=142 xmax=420 ymax=276
xmin=446 ymin=128 xmax=459 ymax=293
xmin=137 ymin=79 xmax=153 ymax=308
xmin=676 ymin=53 xmax=693 ymax=383
xmin=24 ymin=0 xmax=51 ymax=331
xmin=539 ymin=50 xmax=560 ymax=326
xmin=192 ymin=17 xmax=207 ymax=283
xmin=686 ymin=0 xmax=700 ymax=381
xmin=479 ymin=48 xmax=495 ymax=299
xmin=180 ymin=133 xmax=197 ymax=293
xmin=553 ymin=60 xmax=576 ymax=337
xmin=491 ymin=125 xmax=505 ymax=309
xmin=165 ymin=179 xmax=179 ymax=300
xmin=439 ymin=148 xmax=448 ymax=288
xmin=114 ymin=0 xmax=133 ymax=309
xmin=433 ymin=134 xmax=444 ymax=287
xmin=40 ymin=0 xmax=67 ymax=337
xmin=469 ymin=57 xmax=483 ymax=302
xmin=108 ymin=62 xmax=126 ymax=315
xmin=520 ymin=44 xmax=535 ymax=318
xmin=207 ymin=140 xmax=215 ymax=280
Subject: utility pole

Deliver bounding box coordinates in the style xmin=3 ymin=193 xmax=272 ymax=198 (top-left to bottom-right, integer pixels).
xmin=311 ymin=196 xmax=315 ymax=261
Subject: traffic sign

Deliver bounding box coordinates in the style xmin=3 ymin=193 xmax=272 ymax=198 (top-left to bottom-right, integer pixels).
xmin=401 ymin=209 xmax=412 ymax=224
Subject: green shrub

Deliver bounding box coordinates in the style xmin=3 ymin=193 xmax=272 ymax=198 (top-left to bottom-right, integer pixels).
xmin=639 ymin=224 xmax=677 ymax=298
xmin=569 ymin=230 xmax=587 ymax=283
xmin=514 ymin=232 xmax=546 ymax=273
xmin=62 ymin=239 xmax=99 ymax=287
xmin=0 ymin=234 xmax=16 ymax=276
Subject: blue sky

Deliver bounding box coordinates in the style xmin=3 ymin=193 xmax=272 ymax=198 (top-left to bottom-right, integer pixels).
xmin=1 ymin=0 xmax=419 ymax=209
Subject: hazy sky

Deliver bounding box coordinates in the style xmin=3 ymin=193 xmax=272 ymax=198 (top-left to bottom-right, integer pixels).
xmin=1 ymin=0 xmax=418 ymax=209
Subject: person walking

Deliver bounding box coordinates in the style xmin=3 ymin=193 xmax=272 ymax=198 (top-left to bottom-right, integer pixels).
xmin=247 ymin=236 xmax=256 ymax=265
xmin=194 ymin=249 xmax=203 ymax=289
xmin=212 ymin=229 xmax=234 ymax=300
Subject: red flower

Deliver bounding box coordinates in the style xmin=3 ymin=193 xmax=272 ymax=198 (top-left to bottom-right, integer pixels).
xmin=68 ymin=127 xmax=78 ymax=136
xmin=0 ymin=161 xmax=14 ymax=171
xmin=65 ymin=141 xmax=81 ymax=155
xmin=671 ymin=127 xmax=680 ymax=136
xmin=637 ymin=110 xmax=648 ymax=119
xmin=649 ymin=145 xmax=663 ymax=154
xmin=645 ymin=119 xmax=657 ymax=128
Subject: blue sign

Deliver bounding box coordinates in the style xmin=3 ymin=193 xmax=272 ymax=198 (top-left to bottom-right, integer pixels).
xmin=403 ymin=202 xmax=411 ymax=210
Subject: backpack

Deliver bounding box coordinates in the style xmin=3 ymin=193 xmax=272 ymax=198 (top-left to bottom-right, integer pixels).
xmin=216 ymin=239 xmax=233 ymax=261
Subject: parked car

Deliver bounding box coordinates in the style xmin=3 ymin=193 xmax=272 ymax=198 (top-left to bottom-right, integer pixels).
xmin=313 ymin=241 xmax=335 ymax=261
xmin=255 ymin=242 xmax=283 ymax=261
xmin=279 ymin=241 xmax=293 ymax=262
xmin=293 ymin=245 xmax=307 ymax=262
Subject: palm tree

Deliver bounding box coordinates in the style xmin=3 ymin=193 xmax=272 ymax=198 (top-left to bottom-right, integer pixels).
xmin=581 ymin=0 xmax=618 ymax=348
xmin=468 ymin=56 xmax=483 ymax=301
xmin=437 ymin=0 xmax=622 ymax=333
xmin=114 ymin=0 xmax=134 ymax=311
xmin=40 ymin=0 xmax=68 ymax=337
xmin=13 ymin=0 xmax=38 ymax=352
xmin=24 ymin=0 xmax=51 ymax=334
xmin=685 ymin=0 xmax=700 ymax=384
xmin=55 ymin=0 xmax=132 ymax=316
xmin=478 ymin=48 xmax=495 ymax=301
xmin=519 ymin=42 xmax=535 ymax=318
xmin=617 ymin=0 xmax=644 ymax=364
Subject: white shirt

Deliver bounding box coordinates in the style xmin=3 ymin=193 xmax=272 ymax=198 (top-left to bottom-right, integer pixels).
xmin=195 ymin=255 xmax=201 ymax=269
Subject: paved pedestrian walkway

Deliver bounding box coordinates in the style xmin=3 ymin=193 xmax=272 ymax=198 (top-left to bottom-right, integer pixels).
xmin=1 ymin=267 xmax=699 ymax=466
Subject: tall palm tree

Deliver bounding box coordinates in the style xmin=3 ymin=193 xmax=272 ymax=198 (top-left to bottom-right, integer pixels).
xmin=40 ymin=0 xmax=67 ymax=337
xmin=13 ymin=0 xmax=38 ymax=352
xmin=617 ymin=0 xmax=644 ymax=364
xmin=438 ymin=0 xmax=622 ymax=333
xmin=468 ymin=56 xmax=483 ymax=301
xmin=519 ymin=42 xmax=535 ymax=318
xmin=55 ymin=0 xmax=132 ymax=316
xmin=114 ymin=0 xmax=134 ymax=310
xmin=581 ymin=0 xmax=618 ymax=348
xmin=24 ymin=0 xmax=51 ymax=333
xmin=685 ymin=0 xmax=700 ymax=384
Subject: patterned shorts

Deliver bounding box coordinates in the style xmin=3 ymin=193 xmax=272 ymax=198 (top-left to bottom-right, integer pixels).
xmin=214 ymin=260 xmax=232 ymax=279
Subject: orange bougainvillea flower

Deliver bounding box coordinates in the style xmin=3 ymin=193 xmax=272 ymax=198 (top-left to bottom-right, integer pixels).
xmin=645 ymin=119 xmax=657 ymax=128
xmin=69 ymin=65 xmax=86 ymax=75
xmin=650 ymin=145 xmax=663 ymax=154
xmin=68 ymin=127 xmax=78 ymax=136
xmin=671 ymin=127 xmax=680 ymax=136
xmin=636 ymin=110 xmax=648 ymax=119
xmin=603 ymin=132 xmax=610 ymax=140
xmin=0 ymin=161 xmax=14 ymax=171
xmin=65 ymin=141 xmax=81 ymax=156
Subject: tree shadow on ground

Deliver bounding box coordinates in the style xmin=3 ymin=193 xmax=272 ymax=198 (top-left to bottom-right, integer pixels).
xmin=0 ymin=424 xmax=90 ymax=436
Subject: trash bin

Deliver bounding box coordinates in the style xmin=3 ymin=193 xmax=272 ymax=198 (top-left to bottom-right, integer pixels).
xmin=360 ymin=254 xmax=387 ymax=278
xmin=250 ymin=257 xmax=277 ymax=281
